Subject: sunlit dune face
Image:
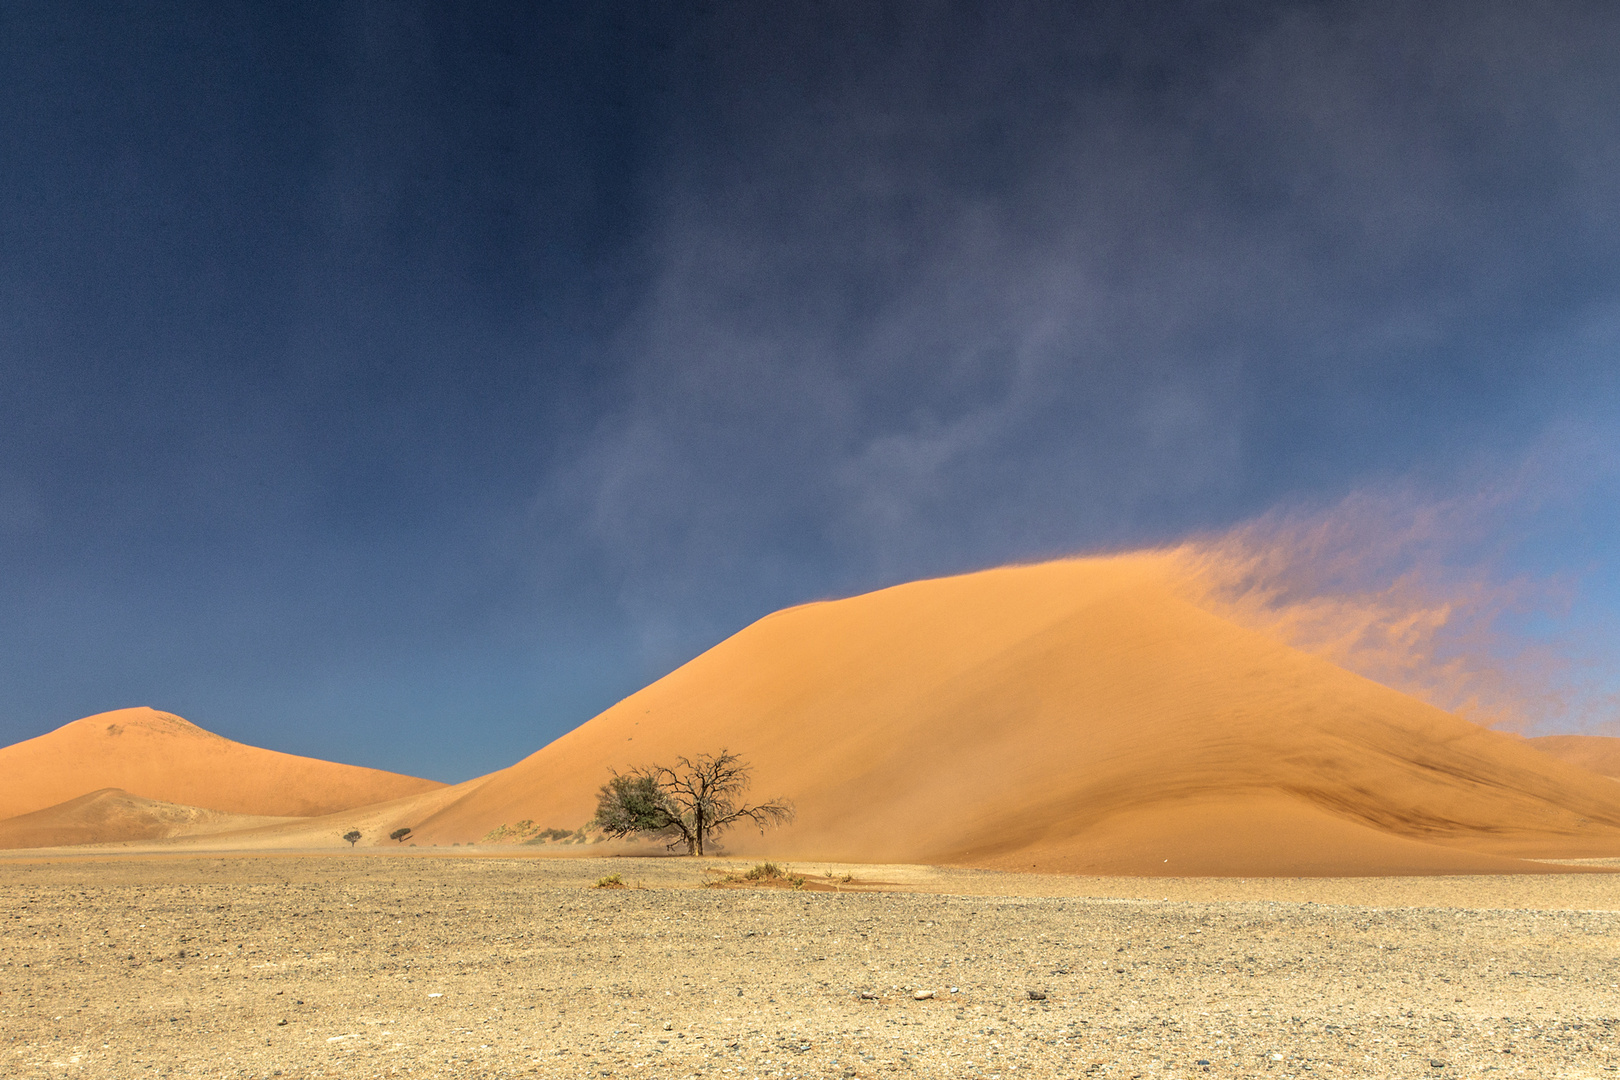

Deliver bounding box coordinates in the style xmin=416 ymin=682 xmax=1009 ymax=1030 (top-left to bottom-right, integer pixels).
xmin=386 ymin=552 xmax=1620 ymax=875
xmin=7 ymin=541 xmax=1616 ymax=875
xmin=0 ymin=706 xmax=444 ymax=825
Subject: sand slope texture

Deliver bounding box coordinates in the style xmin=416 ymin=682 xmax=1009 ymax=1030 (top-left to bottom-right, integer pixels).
xmin=149 ymin=775 xmax=492 ymax=852
xmin=398 ymin=554 xmax=1620 ymax=875
xmin=0 ymin=707 xmax=444 ymax=820
xmin=1528 ymin=734 xmax=1620 ymax=780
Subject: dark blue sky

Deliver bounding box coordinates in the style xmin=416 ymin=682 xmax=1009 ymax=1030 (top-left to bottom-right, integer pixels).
xmin=3 ymin=1 xmax=1618 ymax=780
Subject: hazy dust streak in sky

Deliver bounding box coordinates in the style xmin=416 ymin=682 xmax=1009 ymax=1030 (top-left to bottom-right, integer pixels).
xmin=1164 ymin=486 xmax=1587 ymax=733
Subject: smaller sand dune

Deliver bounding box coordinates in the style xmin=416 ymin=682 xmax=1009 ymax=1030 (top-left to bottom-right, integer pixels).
xmin=0 ymin=789 xmax=295 ymax=849
xmin=0 ymin=707 xmax=445 ymax=821
xmin=1530 ymin=735 xmax=1620 ymax=780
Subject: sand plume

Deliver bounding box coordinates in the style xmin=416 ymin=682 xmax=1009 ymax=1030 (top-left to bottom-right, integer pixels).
xmin=1165 ymin=491 xmax=1543 ymax=731
xmin=0 ymin=707 xmax=444 ymax=821
xmin=401 ymin=554 xmax=1620 ymax=874
xmin=1529 ymin=735 xmax=1620 ymax=780
xmin=10 ymin=558 xmax=1619 ymax=874
xmin=1162 ymin=445 xmax=1620 ymax=739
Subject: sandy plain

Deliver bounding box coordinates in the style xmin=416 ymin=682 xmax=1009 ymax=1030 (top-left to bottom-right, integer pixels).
xmin=3 ymin=854 xmax=1618 ymax=1080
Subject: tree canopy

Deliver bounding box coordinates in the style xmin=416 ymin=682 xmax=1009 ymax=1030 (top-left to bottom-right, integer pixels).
xmin=594 ymin=750 xmax=793 ymax=856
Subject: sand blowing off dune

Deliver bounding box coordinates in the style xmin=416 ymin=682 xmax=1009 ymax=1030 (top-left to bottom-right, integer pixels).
xmin=0 ymin=706 xmax=444 ymax=821
xmin=402 ymin=553 xmax=1620 ymax=875
xmin=7 ymin=559 xmax=1620 ymax=875
xmin=1529 ymin=734 xmax=1620 ymax=780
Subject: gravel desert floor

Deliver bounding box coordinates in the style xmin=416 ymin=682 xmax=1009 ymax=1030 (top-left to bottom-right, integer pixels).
xmin=2 ymin=854 xmax=1618 ymax=1079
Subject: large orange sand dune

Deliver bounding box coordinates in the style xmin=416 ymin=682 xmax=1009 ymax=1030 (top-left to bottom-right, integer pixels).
xmin=0 ymin=707 xmax=444 ymax=821
xmin=390 ymin=554 xmax=1620 ymax=874
xmin=10 ymin=558 xmax=1620 ymax=875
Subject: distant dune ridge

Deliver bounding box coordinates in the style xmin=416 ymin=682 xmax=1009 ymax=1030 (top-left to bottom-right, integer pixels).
xmin=0 ymin=706 xmax=444 ymax=822
xmin=0 ymin=788 xmax=295 ymax=850
xmin=5 ymin=558 xmax=1620 ymax=874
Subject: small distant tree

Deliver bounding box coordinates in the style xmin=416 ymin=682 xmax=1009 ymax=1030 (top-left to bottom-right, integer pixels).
xmin=594 ymin=749 xmax=793 ymax=856
xmin=390 ymin=827 xmax=412 ymax=843
xmin=343 ymin=829 xmax=362 ymax=848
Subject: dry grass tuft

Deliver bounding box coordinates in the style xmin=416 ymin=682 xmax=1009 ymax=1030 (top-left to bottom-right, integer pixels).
xmin=706 ymin=862 xmax=806 ymax=890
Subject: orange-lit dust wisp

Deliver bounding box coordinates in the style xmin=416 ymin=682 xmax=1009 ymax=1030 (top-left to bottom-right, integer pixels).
xmin=1165 ymin=487 xmax=1581 ymax=733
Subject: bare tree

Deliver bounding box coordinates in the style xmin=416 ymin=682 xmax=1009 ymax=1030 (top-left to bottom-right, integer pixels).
xmin=390 ymin=827 xmax=412 ymax=843
xmin=342 ymin=829 xmax=362 ymax=848
xmin=594 ymin=750 xmax=794 ymax=856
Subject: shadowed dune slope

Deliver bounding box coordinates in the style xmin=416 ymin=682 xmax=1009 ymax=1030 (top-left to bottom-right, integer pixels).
xmin=0 ymin=707 xmax=445 ymax=820
xmin=402 ymin=554 xmax=1620 ymax=874
xmin=1529 ymin=735 xmax=1620 ymax=780
xmin=0 ymin=789 xmax=295 ymax=849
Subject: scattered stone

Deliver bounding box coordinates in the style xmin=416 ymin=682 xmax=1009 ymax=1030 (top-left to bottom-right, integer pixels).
xmin=1027 ymin=990 xmax=1047 ymax=1001
xmin=913 ymin=990 xmax=935 ymax=1000
xmin=8 ymin=856 xmax=1617 ymax=1079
